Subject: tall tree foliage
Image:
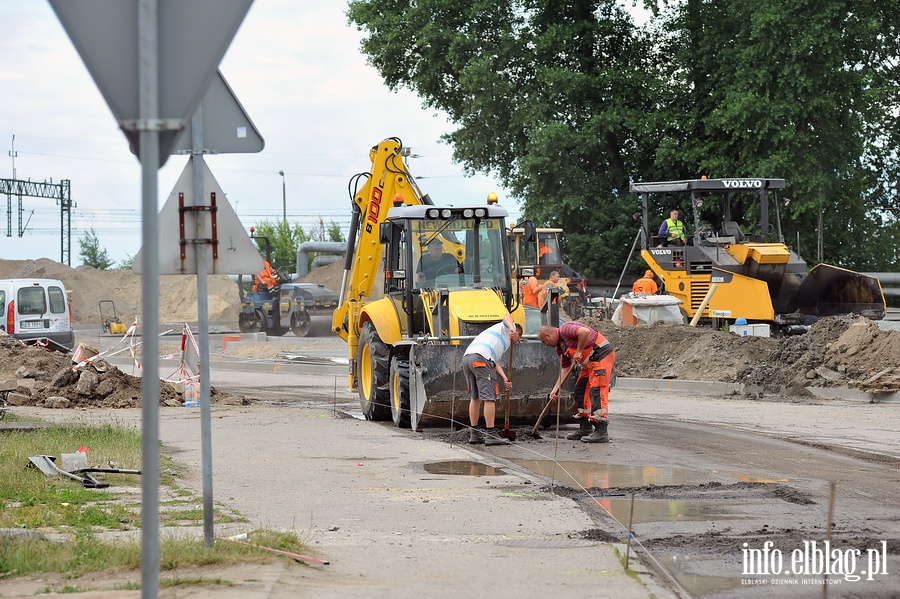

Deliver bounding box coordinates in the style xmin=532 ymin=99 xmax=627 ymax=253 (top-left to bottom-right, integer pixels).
xmin=78 ymin=227 xmax=114 ymax=270
xmin=661 ymin=0 xmax=900 ymax=270
xmin=348 ymin=0 xmax=900 ymax=277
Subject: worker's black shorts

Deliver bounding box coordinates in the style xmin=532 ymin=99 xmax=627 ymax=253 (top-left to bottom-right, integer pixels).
xmin=463 ymin=353 xmax=497 ymax=401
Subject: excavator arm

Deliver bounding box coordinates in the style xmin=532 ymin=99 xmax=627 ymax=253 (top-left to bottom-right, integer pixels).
xmin=332 ymin=137 xmax=436 ymax=401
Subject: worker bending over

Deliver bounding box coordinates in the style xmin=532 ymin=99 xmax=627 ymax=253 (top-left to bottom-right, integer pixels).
xmin=463 ymin=314 xmax=522 ymax=446
xmin=632 ymin=270 xmax=658 ymax=295
xmin=539 ymin=322 xmax=616 ymax=443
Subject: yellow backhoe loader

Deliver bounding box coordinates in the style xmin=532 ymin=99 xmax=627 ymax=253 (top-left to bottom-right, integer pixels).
xmin=332 ymin=138 xmax=564 ymax=430
xmin=631 ymin=178 xmax=885 ymax=332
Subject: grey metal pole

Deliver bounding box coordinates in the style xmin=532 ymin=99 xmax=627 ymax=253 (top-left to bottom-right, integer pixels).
xmin=138 ymin=0 xmax=160 ymax=597
xmin=279 ymin=169 xmax=286 ymax=223
xmin=190 ymin=109 xmax=215 ymax=547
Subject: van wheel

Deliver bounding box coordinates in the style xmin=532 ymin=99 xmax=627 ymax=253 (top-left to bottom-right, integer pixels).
xmin=357 ymin=322 xmax=391 ymax=421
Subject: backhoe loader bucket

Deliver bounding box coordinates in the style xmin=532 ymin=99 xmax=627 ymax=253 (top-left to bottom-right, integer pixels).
xmin=407 ymin=341 xmax=573 ymax=430
xmin=788 ymin=265 xmax=885 ymax=319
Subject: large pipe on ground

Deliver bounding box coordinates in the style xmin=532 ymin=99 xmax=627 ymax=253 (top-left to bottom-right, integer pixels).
xmin=296 ymin=242 xmax=347 ymax=276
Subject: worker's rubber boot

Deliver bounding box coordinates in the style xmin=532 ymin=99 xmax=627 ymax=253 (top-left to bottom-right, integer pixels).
xmin=581 ymin=420 xmax=609 ymax=443
xmin=566 ymin=420 xmax=592 ymax=440
xmin=468 ymin=427 xmax=484 ymax=444
xmin=484 ymin=428 xmax=511 ymax=446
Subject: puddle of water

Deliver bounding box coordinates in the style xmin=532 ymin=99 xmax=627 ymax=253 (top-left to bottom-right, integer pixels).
xmin=657 ymin=554 xmax=745 ymax=597
xmin=606 ymin=498 xmax=751 ymax=523
xmin=509 ymin=459 xmax=708 ymax=490
xmin=423 ymin=460 xmax=506 ymax=476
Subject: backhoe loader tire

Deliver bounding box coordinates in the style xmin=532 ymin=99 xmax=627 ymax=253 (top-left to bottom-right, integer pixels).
xmin=390 ymin=355 xmax=411 ymax=428
xmin=291 ymin=311 xmax=311 ymax=337
xmin=357 ymin=322 xmax=391 ymax=421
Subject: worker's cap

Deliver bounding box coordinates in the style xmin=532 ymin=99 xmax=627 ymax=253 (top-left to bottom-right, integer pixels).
xmin=645 ymin=270 xmax=653 ymax=277
xmin=735 ymin=317 xmax=748 ymax=325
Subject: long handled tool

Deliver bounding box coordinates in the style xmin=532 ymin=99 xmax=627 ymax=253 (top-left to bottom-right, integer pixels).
xmin=530 ymin=361 xmax=579 ymax=439
xmin=529 ymin=396 xmax=555 ymax=439
xmin=498 ymin=344 xmax=516 ymax=441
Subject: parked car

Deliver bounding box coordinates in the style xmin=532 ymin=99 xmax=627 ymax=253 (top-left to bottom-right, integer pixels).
xmin=0 ymin=278 xmax=75 ymax=351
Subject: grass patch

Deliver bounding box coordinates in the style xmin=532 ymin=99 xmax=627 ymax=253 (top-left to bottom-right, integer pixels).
xmin=0 ymin=531 xmax=309 ymax=579
xmin=0 ymin=420 xmax=314 ymax=586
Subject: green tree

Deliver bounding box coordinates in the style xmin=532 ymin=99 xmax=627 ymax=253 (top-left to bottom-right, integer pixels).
xmin=251 ymin=219 xmax=309 ymax=275
xmin=348 ymin=0 xmax=900 ymax=277
xmin=78 ymin=227 xmax=114 ymax=270
xmin=326 ymin=220 xmax=345 ymax=243
xmin=659 ymin=0 xmax=900 ymax=270
xmin=307 ymin=218 xmax=346 ymax=243
xmin=347 ymin=0 xmax=683 ymax=279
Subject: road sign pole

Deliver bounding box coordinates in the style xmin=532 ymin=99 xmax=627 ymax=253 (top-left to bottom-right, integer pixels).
xmin=190 ymin=109 xmax=216 ymax=547
xmin=138 ymin=1 xmax=161 ymax=598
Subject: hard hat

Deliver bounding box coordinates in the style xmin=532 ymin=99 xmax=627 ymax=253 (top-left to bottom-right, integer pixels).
xmin=645 ymin=270 xmax=653 ymax=277
xmin=735 ymin=317 xmax=748 ymax=325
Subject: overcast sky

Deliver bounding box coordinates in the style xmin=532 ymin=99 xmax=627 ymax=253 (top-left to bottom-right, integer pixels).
xmin=0 ymin=2 xmax=516 ymax=267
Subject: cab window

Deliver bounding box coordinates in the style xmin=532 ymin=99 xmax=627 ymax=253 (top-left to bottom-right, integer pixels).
xmin=537 ymin=233 xmax=560 ymax=264
xmin=0 ymin=291 xmax=5 ymax=317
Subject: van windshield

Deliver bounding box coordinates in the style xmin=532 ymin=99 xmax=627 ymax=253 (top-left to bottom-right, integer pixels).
xmin=17 ymin=287 xmax=47 ymax=315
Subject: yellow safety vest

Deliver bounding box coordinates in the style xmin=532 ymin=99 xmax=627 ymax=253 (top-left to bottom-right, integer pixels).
xmin=665 ymin=218 xmax=685 ymax=241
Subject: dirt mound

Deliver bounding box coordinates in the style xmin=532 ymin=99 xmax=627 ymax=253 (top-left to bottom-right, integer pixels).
xmin=0 ymin=336 xmax=246 ymax=409
xmin=586 ymin=314 xmax=900 ymax=392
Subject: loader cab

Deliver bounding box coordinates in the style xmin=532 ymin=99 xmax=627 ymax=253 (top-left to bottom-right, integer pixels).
xmin=380 ymin=203 xmax=513 ymax=337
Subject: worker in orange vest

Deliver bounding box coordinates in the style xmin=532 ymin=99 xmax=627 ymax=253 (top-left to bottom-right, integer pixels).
xmin=538 ymin=270 xmax=561 ymax=306
xmin=253 ymin=259 xmax=280 ymax=293
xmin=632 ymin=270 xmax=658 ymax=295
xmin=522 ymin=275 xmax=541 ymax=308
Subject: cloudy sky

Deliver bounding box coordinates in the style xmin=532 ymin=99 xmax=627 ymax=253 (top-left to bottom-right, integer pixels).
xmin=0 ymin=2 xmax=516 ymax=267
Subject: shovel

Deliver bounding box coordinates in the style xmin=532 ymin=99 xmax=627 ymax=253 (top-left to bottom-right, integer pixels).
xmin=498 ymin=344 xmax=516 ymax=441
xmin=27 ymin=454 xmax=109 ymax=488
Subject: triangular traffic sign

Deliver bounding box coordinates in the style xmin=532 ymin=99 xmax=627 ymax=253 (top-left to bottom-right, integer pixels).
xmin=133 ymin=157 xmax=263 ymax=275
xmin=49 ymin=0 xmax=253 ymax=166
xmin=172 ymin=70 xmax=265 ymax=155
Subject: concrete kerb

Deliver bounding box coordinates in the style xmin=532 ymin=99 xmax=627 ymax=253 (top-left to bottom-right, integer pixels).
xmin=617 ymin=377 xmax=898 ymax=403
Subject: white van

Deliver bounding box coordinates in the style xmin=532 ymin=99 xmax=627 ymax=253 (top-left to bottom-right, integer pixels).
xmin=0 ymin=278 xmax=75 ymax=351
